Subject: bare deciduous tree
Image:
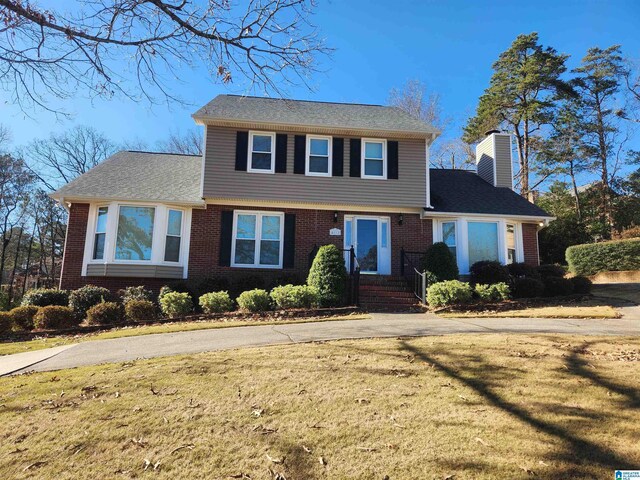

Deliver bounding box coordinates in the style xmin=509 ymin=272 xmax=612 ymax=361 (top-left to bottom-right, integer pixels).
xmin=388 ymin=79 xmax=448 ymax=132
xmin=156 ymin=128 xmax=204 ymax=155
xmin=431 ymin=138 xmax=475 ymax=170
xmin=0 ymin=0 xmax=328 ymax=115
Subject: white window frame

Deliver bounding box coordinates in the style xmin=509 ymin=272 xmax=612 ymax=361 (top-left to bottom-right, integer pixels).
xmin=506 ymin=223 xmax=517 ymax=265
xmin=247 ymin=131 xmax=276 ymax=174
xmin=305 ymin=134 xmax=332 ymax=177
xmin=114 ymin=204 xmax=158 ymax=263
xmin=231 ymin=210 xmax=285 ymax=269
xmin=467 ymin=220 xmax=501 ymax=269
xmin=92 ymin=205 xmax=109 ymax=260
xmin=441 ymin=221 xmax=458 ymax=264
xmin=164 ymin=208 xmax=185 ymax=263
xmin=361 ymin=138 xmax=387 ymax=180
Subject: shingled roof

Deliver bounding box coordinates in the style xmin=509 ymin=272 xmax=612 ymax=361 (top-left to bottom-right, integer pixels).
xmin=193 ymin=95 xmax=439 ymax=137
xmin=429 ymin=169 xmax=551 ymax=218
xmin=51 ymin=151 xmax=203 ymax=205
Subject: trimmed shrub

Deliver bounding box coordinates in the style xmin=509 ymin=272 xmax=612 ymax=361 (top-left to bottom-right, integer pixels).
xmin=424 ymin=271 xmax=439 ymax=288
xmin=86 ymin=302 xmax=123 ymax=326
xmin=570 ymin=276 xmax=593 ymax=294
xmin=507 ymin=262 xmax=541 ymax=280
xmin=158 ymin=285 xmax=174 ymax=303
xmin=119 ymin=286 xmax=154 ymax=305
xmin=475 ymin=283 xmax=511 ymax=302
xmin=427 ymin=280 xmax=473 ymax=307
xmin=270 ymin=284 xmax=319 ymax=309
xmin=69 ymin=285 xmax=111 ymax=319
xmin=33 ymin=306 xmax=79 ymax=330
xmin=421 ymin=242 xmax=458 ymax=282
xmin=10 ymin=305 xmax=39 ymax=331
xmin=566 ymin=238 xmax=640 ymax=276
xmin=199 ymin=291 xmax=234 ymax=314
xmin=268 ymin=274 xmax=303 ymax=290
xmin=536 ymin=264 xmax=566 ymax=279
xmin=125 ymin=300 xmax=157 ymax=323
xmin=231 ymin=275 xmax=266 ymax=299
xmin=543 ymin=276 xmax=574 ymax=297
xmin=159 ymin=291 xmax=193 ymax=318
xmin=307 ymin=245 xmax=347 ymax=307
xmin=237 ymin=289 xmax=271 ymax=313
xmin=469 ymin=261 xmax=510 ymax=285
xmin=512 ymin=277 xmax=545 ymax=299
xmin=21 ymin=288 xmax=68 ymax=307
xmin=0 ymin=311 xmax=11 ymax=335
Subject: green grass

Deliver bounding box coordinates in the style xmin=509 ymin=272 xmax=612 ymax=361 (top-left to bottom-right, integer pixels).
xmin=0 ymin=334 xmax=639 ymax=479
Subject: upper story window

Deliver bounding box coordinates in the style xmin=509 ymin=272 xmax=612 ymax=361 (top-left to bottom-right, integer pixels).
xmin=115 ymin=206 xmax=155 ymax=261
xmin=361 ymin=139 xmax=387 ymax=179
xmin=248 ymin=131 xmax=275 ymax=173
xmin=164 ymin=209 xmax=183 ymax=262
xmin=93 ymin=206 xmax=108 ymax=260
xmin=306 ymin=135 xmax=332 ymax=176
xmin=232 ymin=211 xmax=284 ymax=268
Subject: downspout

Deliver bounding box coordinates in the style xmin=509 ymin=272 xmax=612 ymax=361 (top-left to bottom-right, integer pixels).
xmin=425 ymin=134 xmax=434 ymax=209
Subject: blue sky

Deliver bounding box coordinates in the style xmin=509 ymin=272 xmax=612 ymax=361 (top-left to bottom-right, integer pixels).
xmin=3 ymin=0 xmax=639 ymax=171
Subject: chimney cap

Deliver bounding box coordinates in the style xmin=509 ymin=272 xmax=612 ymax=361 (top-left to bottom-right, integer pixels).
xmin=484 ymin=129 xmax=501 ymax=136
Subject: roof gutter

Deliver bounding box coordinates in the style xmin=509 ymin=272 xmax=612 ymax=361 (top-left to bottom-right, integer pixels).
xmin=422 ymin=209 xmax=556 ymax=223
xmin=49 ymin=194 xmax=207 ymax=208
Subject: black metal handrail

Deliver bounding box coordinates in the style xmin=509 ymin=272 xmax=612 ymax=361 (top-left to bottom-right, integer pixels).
xmin=400 ymin=248 xmax=427 ymax=304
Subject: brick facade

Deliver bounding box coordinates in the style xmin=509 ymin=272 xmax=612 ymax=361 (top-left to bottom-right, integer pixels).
xmin=521 ymin=223 xmax=540 ymax=266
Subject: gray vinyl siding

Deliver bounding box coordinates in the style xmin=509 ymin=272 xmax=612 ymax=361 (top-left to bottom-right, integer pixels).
xmin=86 ymin=264 xmax=183 ymax=279
xmin=202 ymin=127 xmax=426 ymax=208
xmin=494 ymin=134 xmax=513 ymax=189
xmin=476 ymin=139 xmax=494 ymax=186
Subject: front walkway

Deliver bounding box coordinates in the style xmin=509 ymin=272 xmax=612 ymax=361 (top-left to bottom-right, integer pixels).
xmin=2 ymin=312 xmax=639 ymax=376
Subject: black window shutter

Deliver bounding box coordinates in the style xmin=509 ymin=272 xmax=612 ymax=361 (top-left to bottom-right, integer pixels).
xmin=219 ymin=211 xmax=234 ymax=267
xmin=235 ymin=131 xmax=249 ymax=171
xmin=294 ymin=135 xmax=306 ymax=174
xmin=388 ymin=141 xmax=399 ymax=179
xmin=349 ymin=138 xmax=361 ymax=177
xmin=275 ymin=134 xmax=287 ymax=173
xmin=283 ymin=213 xmax=296 ymax=268
xmin=332 ymin=137 xmax=344 ymax=177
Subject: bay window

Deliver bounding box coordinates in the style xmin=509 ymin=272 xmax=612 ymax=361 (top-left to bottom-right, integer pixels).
xmin=115 ymin=206 xmax=155 ymax=261
xmin=93 ymin=206 xmax=108 ymax=260
xmin=164 ymin=209 xmax=183 ymax=262
xmin=232 ymin=211 xmax=284 ymax=268
xmin=361 ymin=139 xmax=386 ymax=179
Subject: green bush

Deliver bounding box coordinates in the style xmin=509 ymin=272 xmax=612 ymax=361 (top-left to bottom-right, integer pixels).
xmin=0 ymin=290 xmax=9 ymax=311
xmin=512 ymin=277 xmax=545 ymax=299
xmin=193 ymin=277 xmax=231 ymax=299
xmin=536 ymin=264 xmax=566 ymax=279
xmin=0 ymin=311 xmax=12 ymax=334
xmin=570 ymin=276 xmax=593 ymax=294
xmin=307 ymin=244 xmax=347 ymax=307
xmin=33 ymin=306 xmax=79 ymax=330
xmin=86 ymin=302 xmax=123 ymax=326
xmin=427 ymin=280 xmax=473 ymax=307
xmin=507 ymin=262 xmax=541 ymax=280
xmin=158 ymin=285 xmax=174 ymax=303
xmin=159 ymin=291 xmax=193 ymax=318
xmin=69 ymin=285 xmax=111 ymax=319
xmin=566 ymin=238 xmax=640 ymax=276
xmin=21 ymin=288 xmax=69 ymax=307
xmin=119 ymin=286 xmax=154 ymax=305
xmin=270 ymin=284 xmax=319 ymax=309
xmin=125 ymin=300 xmax=157 ymax=323
xmin=236 ymin=289 xmax=272 ymax=313
xmin=421 ymin=242 xmax=458 ymax=282
xmin=9 ymin=306 xmax=39 ymax=331
xmin=469 ymin=261 xmax=510 ymax=285
xmin=543 ymin=277 xmax=574 ymax=297
xmin=475 ymin=283 xmax=510 ymax=302
xmin=231 ymin=275 xmax=266 ymax=299
xmin=199 ymin=291 xmax=234 ymax=314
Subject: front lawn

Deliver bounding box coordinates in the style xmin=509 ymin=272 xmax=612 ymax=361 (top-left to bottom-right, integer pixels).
xmin=440 ymin=305 xmax=619 ymax=319
xmin=1 ymin=334 xmax=639 ymax=479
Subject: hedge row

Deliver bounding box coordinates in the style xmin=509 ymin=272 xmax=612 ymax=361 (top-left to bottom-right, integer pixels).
xmin=566 ymin=238 xmax=640 ymax=276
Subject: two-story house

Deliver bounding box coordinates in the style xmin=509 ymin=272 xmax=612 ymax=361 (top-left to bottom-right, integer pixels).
xmin=52 ymin=95 xmax=552 ymax=305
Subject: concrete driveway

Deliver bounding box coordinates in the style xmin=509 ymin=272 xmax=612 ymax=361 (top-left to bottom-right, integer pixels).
xmin=2 ymin=312 xmax=639 ymax=376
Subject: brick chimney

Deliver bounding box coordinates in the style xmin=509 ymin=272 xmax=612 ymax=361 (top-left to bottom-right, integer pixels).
xmin=475 ymin=130 xmax=514 ymax=189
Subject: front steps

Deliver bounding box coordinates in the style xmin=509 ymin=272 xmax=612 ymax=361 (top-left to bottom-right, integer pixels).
xmin=358 ymin=275 xmax=421 ymax=311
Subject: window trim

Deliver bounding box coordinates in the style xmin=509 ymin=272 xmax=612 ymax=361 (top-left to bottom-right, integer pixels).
xmin=164 ymin=208 xmax=184 ymax=263
xmin=305 ymin=134 xmax=332 ymax=177
xmin=231 ymin=210 xmax=285 ymax=269
xmin=247 ymin=131 xmax=276 ymax=174
xmin=361 ymin=138 xmax=387 ymax=180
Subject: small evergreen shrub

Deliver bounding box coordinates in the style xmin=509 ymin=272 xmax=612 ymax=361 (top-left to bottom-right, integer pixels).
xmin=21 ymin=288 xmax=68 ymax=307
xmin=512 ymin=277 xmax=545 ymax=299
xmin=119 ymin=286 xmax=154 ymax=305
xmin=237 ymin=289 xmax=272 ymax=313
xmin=69 ymin=285 xmax=111 ymax=319
xmin=158 ymin=285 xmax=174 ymax=303
xmin=86 ymin=302 xmax=123 ymax=326
xmin=536 ymin=264 xmax=567 ymax=279
xmin=566 ymin=238 xmax=640 ymax=276
xmin=231 ymin=275 xmax=266 ymax=299
xmin=199 ymin=291 xmax=234 ymax=314
xmin=307 ymin=245 xmax=347 ymax=307
xmin=33 ymin=306 xmax=78 ymax=330
xmin=159 ymin=291 xmax=193 ymax=318
xmin=421 ymin=242 xmax=458 ymax=281
xmin=270 ymin=284 xmax=319 ymax=309
xmin=570 ymin=276 xmax=593 ymax=294
xmin=475 ymin=283 xmax=511 ymax=302
xmin=268 ymin=274 xmax=302 ymax=290
xmin=125 ymin=300 xmax=157 ymax=323
xmin=424 ymin=271 xmax=439 ymax=288
xmin=469 ymin=261 xmax=510 ymax=285
xmin=0 ymin=311 xmax=11 ymax=334
xmin=543 ymin=276 xmax=574 ymax=297
xmin=427 ymin=280 xmax=473 ymax=307
xmin=10 ymin=306 xmax=39 ymax=331
xmin=507 ymin=262 xmax=541 ymax=280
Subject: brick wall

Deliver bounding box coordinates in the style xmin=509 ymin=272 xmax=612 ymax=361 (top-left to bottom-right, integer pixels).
xmin=522 ymin=223 xmax=540 ymax=266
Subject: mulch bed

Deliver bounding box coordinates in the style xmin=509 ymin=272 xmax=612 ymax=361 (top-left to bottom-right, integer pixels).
xmin=434 ymin=294 xmax=594 ymax=315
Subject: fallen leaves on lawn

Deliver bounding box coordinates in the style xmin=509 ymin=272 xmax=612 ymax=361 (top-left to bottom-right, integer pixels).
xmin=170 ymin=444 xmax=195 ymax=454
xmin=143 ymin=458 xmax=161 ymax=471
xmin=356 ymin=398 xmax=370 ymax=404
xmin=302 ymin=445 xmax=312 ymax=453
xmin=319 ymin=456 xmax=327 ymax=466
xmin=265 ymin=453 xmax=283 ymax=464
xmin=23 ymin=461 xmax=47 ymax=471
xmin=228 ymin=474 xmax=252 ymax=479
xmin=519 ymin=465 xmax=536 ymax=476
xmin=356 ymin=446 xmax=377 ymax=452
xmin=474 ymin=437 xmax=490 ymax=447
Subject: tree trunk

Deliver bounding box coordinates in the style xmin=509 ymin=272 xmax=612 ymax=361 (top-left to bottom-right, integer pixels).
xmin=8 ymin=226 xmax=23 ymax=301
xmin=569 ymin=160 xmax=583 ymax=222
xmin=21 ymin=220 xmax=37 ymax=297
xmin=594 ymin=93 xmax=613 ymax=238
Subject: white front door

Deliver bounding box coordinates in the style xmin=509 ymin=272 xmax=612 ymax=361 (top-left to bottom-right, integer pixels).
xmin=344 ymin=216 xmax=391 ymax=275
